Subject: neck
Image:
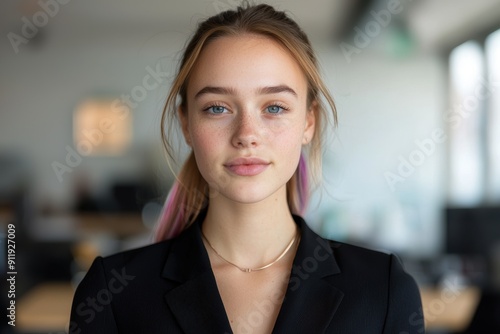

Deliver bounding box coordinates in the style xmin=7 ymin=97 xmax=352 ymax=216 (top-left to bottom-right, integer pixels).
xmin=201 ymin=186 xmax=297 ymax=269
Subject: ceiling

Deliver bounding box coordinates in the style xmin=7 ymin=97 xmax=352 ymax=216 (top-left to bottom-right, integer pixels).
xmin=1 ymin=0 xmax=500 ymax=52
xmin=406 ymin=0 xmax=500 ymax=51
xmin=0 ymin=0 xmax=354 ymax=42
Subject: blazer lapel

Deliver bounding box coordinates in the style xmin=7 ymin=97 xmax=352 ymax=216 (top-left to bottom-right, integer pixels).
xmin=161 ymin=213 xmax=344 ymax=334
xmin=162 ymin=212 xmax=232 ymax=334
xmin=273 ymin=216 xmax=344 ymax=334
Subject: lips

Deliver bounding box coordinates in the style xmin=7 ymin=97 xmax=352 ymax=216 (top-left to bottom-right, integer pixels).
xmin=224 ymin=157 xmax=270 ymax=176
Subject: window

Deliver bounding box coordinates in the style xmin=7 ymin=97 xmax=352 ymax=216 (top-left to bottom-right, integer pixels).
xmin=485 ymin=30 xmax=500 ymax=201
xmin=448 ymin=28 xmax=500 ymax=205
xmin=448 ymin=41 xmax=485 ymax=205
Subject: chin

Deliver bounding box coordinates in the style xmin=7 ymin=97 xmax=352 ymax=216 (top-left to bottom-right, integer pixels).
xmin=219 ymin=183 xmax=285 ymax=205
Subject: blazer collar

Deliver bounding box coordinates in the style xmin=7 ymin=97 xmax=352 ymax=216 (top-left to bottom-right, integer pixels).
xmin=162 ymin=209 xmax=232 ymax=333
xmin=162 ymin=211 xmax=344 ymax=334
xmin=273 ymin=215 xmax=344 ymax=334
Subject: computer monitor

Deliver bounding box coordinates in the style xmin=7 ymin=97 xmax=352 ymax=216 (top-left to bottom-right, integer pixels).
xmin=446 ymin=206 xmax=500 ymax=258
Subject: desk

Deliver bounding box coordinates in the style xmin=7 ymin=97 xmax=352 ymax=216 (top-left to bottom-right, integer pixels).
xmin=17 ymin=282 xmax=74 ymax=333
xmin=420 ymin=286 xmax=481 ymax=332
xmin=75 ymin=213 xmax=149 ymax=238
xmin=31 ymin=213 xmax=149 ymax=242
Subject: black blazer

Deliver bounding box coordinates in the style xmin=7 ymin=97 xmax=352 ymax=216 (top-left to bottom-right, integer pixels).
xmin=69 ymin=212 xmax=424 ymax=333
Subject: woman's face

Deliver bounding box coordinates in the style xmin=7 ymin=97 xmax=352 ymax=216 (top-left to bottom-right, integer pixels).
xmin=180 ymin=34 xmax=315 ymax=205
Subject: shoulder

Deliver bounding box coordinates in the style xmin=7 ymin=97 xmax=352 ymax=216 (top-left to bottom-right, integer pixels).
xmin=71 ymin=239 xmax=176 ymax=301
xmin=296 ymin=215 xmax=418 ymax=286
xmin=78 ymin=217 xmax=205 ymax=286
xmin=325 ymin=240 xmax=424 ymax=332
xmin=298 ymin=214 xmax=413 ymax=281
xmin=100 ymin=239 xmax=173 ymax=269
xmin=293 ymin=216 xmax=424 ymax=332
xmin=330 ymin=240 xmax=402 ymax=273
xmin=73 ymin=241 xmax=172 ymax=291
xmin=326 ymin=238 xmax=419 ymax=290
xmin=69 ymin=238 xmax=184 ymax=333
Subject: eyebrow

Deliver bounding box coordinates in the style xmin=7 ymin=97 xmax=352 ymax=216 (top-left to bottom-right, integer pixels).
xmin=194 ymin=86 xmax=236 ymax=99
xmin=194 ymin=85 xmax=298 ymax=99
xmin=258 ymin=85 xmax=297 ymax=97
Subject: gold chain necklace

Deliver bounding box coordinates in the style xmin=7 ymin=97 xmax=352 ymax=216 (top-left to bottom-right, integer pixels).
xmin=201 ymin=229 xmax=300 ymax=273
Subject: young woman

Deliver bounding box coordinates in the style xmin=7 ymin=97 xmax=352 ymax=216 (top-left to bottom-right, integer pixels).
xmin=70 ymin=3 xmax=423 ymax=333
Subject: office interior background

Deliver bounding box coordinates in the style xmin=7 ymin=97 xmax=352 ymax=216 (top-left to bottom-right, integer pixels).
xmin=1 ymin=0 xmax=500 ymax=333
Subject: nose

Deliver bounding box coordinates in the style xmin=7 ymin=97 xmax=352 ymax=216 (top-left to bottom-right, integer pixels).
xmin=231 ymin=111 xmax=261 ymax=148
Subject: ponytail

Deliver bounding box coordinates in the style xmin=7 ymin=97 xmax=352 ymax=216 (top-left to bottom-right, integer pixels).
xmin=153 ymin=153 xmax=207 ymax=242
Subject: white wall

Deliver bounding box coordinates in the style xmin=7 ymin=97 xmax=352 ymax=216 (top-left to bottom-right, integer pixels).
xmin=306 ymin=37 xmax=447 ymax=257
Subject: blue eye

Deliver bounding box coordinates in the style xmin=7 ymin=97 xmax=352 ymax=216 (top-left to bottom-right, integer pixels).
xmin=266 ymin=105 xmax=283 ymax=114
xmin=207 ymin=105 xmax=226 ymax=114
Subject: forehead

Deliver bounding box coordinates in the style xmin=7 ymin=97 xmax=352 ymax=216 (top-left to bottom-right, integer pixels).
xmin=187 ymin=34 xmax=308 ymax=97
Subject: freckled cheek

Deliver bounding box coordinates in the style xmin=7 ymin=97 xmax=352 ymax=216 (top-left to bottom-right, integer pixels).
xmin=270 ymin=123 xmax=305 ymax=150
xmin=264 ymin=118 xmax=290 ymax=134
xmin=190 ymin=125 xmax=227 ymax=164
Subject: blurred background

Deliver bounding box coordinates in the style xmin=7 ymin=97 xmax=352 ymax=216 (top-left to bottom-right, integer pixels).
xmin=1 ymin=0 xmax=500 ymax=333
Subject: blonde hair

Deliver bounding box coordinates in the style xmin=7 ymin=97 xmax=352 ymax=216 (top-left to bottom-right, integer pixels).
xmin=154 ymin=3 xmax=337 ymax=242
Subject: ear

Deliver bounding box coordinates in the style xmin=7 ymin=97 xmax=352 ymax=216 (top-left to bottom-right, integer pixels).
xmin=177 ymin=106 xmax=192 ymax=147
xmin=302 ymin=100 xmax=317 ymax=145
